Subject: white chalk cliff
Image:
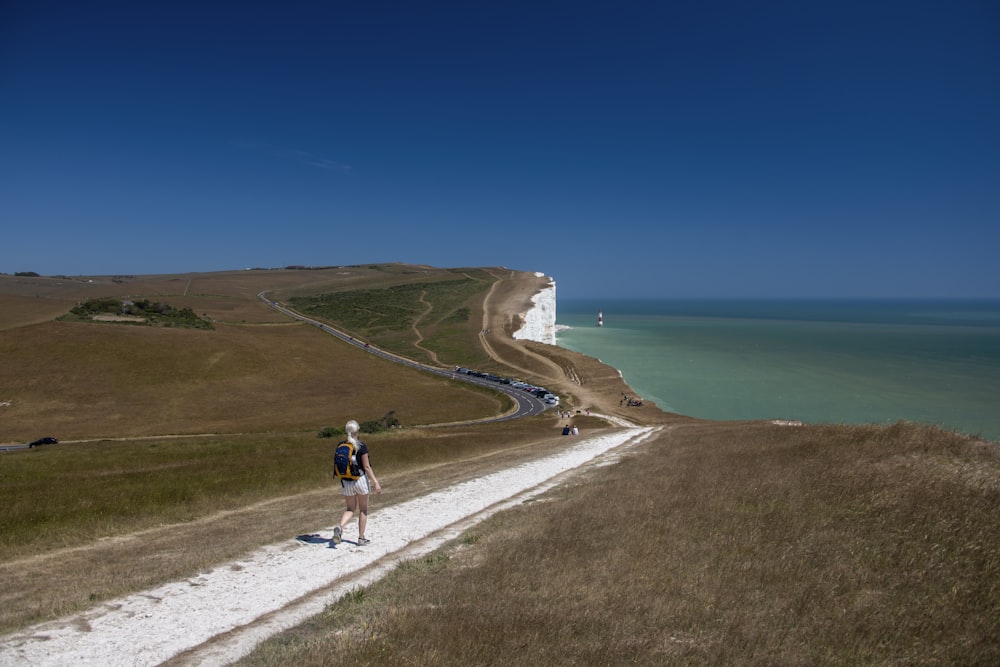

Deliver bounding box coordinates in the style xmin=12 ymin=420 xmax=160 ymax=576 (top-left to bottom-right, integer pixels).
xmin=512 ymin=274 xmax=557 ymax=346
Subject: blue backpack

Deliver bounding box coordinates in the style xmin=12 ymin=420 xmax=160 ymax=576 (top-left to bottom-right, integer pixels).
xmin=333 ymin=440 xmax=362 ymax=480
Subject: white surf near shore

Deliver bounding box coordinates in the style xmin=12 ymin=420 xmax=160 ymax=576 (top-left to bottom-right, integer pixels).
xmin=1 ymin=424 xmax=655 ymax=666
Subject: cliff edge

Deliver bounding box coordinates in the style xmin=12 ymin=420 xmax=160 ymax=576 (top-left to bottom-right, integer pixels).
xmin=511 ymin=273 xmax=557 ymax=345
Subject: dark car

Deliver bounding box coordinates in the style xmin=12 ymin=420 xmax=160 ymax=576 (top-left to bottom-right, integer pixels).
xmin=28 ymin=437 xmax=58 ymax=448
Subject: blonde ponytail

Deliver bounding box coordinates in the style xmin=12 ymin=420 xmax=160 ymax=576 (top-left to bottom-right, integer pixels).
xmin=345 ymin=419 xmax=360 ymax=446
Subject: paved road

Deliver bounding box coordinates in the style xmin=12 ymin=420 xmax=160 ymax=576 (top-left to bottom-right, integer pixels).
xmin=258 ymin=292 xmax=550 ymax=422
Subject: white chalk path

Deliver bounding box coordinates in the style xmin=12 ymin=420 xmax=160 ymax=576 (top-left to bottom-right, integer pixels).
xmin=1 ymin=426 xmax=655 ymax=666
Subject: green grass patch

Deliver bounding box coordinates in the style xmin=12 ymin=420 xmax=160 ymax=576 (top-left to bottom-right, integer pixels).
xmin=0 ymin=434 xmax=324 ymax=554
xmin=0 ymin=419 xmax=557 ymax=561
xmin=287 ymin=271 xmax=494 ymax=366
xmin=59 ymin=297 xmax=214 ymax=329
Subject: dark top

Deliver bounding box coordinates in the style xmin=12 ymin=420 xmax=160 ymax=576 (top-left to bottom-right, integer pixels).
xmin=354 ymin=440 xmax=369 ymax=475
xmin=339 ymin=440 xmax=370 ymax=487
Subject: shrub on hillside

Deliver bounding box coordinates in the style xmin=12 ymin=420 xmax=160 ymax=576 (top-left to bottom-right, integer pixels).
xmin=64 ymin=298 xmax=214 ymax=330
xmin=318 ymin=412 xmax=400 ymax=438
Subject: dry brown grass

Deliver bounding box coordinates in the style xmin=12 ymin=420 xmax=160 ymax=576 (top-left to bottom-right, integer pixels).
xmin=0 ymin=319 xmax=506 ymax=440
xmin=0 ymin=419 xmax=586 ymax=633
xmin=239 ymin=420 xmax=1000 ymax=666
xmin=4 ymin=266 xmax=999 ymax=665
xmin=0 ymin=264 xmax=538 ymax=631
xmin=0 ymin=316 xmax=504 ymax=444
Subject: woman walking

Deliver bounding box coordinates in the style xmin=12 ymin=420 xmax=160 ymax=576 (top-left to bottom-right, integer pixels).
xmin=332 ymin=419 xmax=382 ymax=546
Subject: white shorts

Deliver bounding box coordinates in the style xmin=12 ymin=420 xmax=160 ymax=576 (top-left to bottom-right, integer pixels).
xmin=340 ymin=475 xmax=370 ymax=496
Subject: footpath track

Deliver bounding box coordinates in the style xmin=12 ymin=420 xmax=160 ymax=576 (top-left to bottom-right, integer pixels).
xmin=0 ymin=286 xmax=618 ymax=664
xmin=0 ymin=425 xmax=656 ymax=666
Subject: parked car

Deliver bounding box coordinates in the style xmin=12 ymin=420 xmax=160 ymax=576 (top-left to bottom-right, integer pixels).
xmin=543 ymin=394 xmax=560 ymax=405
xmin=28 ymin=437 xmax=58 ymax=448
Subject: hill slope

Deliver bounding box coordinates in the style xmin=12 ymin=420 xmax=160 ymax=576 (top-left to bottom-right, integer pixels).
xmin=2 ymin=264 xmax=997 ymax=665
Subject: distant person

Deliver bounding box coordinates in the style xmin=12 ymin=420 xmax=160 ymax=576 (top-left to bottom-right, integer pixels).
xmin=332 ymin=420 xmax=382 ymax=546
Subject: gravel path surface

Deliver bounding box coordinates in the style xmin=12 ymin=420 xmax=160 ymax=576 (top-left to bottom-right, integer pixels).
xmin=1 ymin=425 xmax=655 ymax=666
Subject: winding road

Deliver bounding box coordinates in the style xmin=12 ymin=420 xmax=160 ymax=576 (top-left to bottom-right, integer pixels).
xmin=257 ymin=292 xmax=550 ymax=422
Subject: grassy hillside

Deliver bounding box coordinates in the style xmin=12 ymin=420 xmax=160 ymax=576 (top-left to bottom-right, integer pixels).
xmin=287 ymin=268 xmax=496 ymax=367
xmin=2 ymin=264 xmax=998 ymax=664
xmin=0 ymin=266 xmax=509 ymax=443
xmin=239 ymin=420 xmax=1000 ymax=666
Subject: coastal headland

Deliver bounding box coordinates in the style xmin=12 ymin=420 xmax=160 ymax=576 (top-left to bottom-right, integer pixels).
xmin=1 ymin=264 xmax=997 ymax=665
xmin=0 ymin=265 xmax=680 ymax=442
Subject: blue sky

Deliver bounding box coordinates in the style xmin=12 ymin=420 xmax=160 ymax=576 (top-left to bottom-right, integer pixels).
xmin=2 ymin=1 xmax=998 ymax=299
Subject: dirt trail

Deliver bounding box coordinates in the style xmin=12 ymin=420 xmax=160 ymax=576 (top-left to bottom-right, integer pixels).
xmin=0 ymin=270 xmax=673 ymax=665
xmin=410 ymin=289 xmax=442 ymax=365
xmin=0 ymin=425 xmax=657 ymax=666
xmin=479 ymin=270 xmax=564 ymax=381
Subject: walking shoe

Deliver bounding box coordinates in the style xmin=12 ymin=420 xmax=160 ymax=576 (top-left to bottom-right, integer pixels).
xmin=332 ymin=526 xmax=342 ymax=544
xmin=356 ymin=537 xmax=370 ymax=546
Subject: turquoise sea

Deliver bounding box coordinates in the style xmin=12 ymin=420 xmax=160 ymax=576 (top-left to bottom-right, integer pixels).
xmin=555 ymin=299 xmax=1000 ymax=442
